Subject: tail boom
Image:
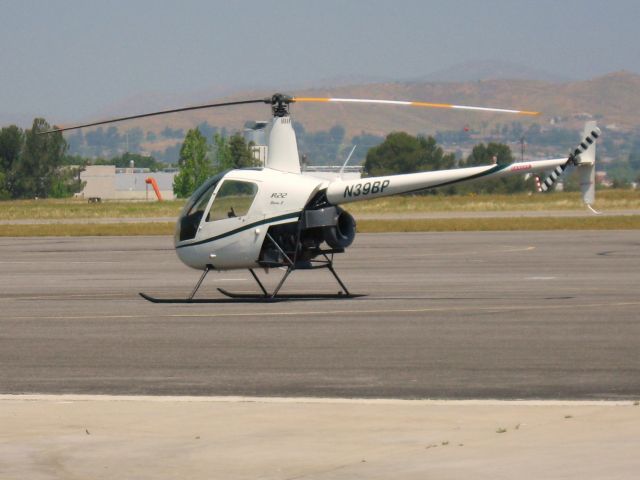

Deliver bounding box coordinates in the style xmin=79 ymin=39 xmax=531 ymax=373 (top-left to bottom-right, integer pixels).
xmin=326 ymin=124 xmax=600 ymax=206
xmin=326 ymin=158 xmax=569 ymax=205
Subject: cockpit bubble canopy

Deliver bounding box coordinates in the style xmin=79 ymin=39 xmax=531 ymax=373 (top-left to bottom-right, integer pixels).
xmin=176 ymin=172 xmax=260 ymax=243
xmin=176 ymin=171 xmax=226 ymax=242
xmin=208 ymin=180 xmax=258 ymax=221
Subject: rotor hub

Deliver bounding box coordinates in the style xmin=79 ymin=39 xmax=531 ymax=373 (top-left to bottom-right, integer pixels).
xmin=267 ymin=93 xmax=293 ymax=117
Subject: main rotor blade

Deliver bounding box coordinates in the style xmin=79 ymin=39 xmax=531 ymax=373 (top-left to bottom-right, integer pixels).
xmin=293 ymin=97 xmax=540 ymax=116
xmin=43 ymin=98 xmax=267 ymax=134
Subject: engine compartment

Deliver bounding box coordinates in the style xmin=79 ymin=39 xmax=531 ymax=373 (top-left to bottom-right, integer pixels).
xmin=258 ymin=205 xmax=356 ymax=269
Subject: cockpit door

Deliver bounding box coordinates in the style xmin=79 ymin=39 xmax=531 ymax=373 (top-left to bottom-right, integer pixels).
xmin=197 ymin=178 xmax=262 ymax=239
xmin=174 ymin=174 xmax=265 ymax=269
xmin=205 ymin=179 xmax=259 ymax=223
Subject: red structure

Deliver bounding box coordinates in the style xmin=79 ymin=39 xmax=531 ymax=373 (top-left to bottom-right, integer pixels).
xmin=145 ymin=177 xmax=163 ymax=201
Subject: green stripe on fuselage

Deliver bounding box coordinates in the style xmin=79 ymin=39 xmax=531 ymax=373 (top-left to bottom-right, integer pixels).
xmin=176 ymin=211 xmax=301 ymax=249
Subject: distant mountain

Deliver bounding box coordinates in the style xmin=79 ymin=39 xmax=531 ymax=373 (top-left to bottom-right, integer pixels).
xmin=93 ymin=83 xmax=245 ymax=120
xmin=5 ymin=63 xmax=639 ymax=136
xmin=102 ymin=71 xmax=640 ymax=140
xmin=416 ymin=60 xmax=573 ymax=83
xmin=9 ymin=70 xmax=635 ymax=145
xmin=301 ymin=74 xmax=393 ymax=89
xmin=87 ymin=75 xmax=391 ymax=125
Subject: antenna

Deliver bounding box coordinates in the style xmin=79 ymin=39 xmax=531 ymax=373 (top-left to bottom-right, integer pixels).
xmin=339 ymin=145 xmax=357 ymax=179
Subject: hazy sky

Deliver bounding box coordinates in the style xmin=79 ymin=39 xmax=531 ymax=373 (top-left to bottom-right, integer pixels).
xmin=2 ymin=0 xmax=639 ymax=123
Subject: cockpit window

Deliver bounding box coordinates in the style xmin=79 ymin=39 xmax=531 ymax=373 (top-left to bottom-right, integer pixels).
xmin=208 ymin=180 xmax=258 ymax=222
xmin=176 ymin=172 xmax=226 ymax=242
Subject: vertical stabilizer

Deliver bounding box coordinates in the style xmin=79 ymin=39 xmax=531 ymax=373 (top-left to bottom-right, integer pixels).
xmin=577 ymin=121 xmax=597 ymax=205
xmin=266 ymin=116 xmax=301 ymax=173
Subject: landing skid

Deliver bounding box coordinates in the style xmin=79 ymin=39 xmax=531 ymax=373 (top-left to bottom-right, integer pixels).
xmin=139 ymin=291 xmax=364 ymax=304
xmin=139 ymin=254 xmax=362 ymax=303
xmin=217 ymin=288 xmax=364 ymax=300
xmin=138 ymin=292 xmax=286 ymax=303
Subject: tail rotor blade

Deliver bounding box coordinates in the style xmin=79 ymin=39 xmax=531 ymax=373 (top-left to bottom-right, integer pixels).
xmin=536 ymin=127 xmax=601 ymax=192
xmin=536 ymin=162 xmax=571 ymax=192
xmin=571 ymin=128 xmax=601 ymax=159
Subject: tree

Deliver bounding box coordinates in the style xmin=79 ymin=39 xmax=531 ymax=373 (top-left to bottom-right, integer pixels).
xmin=294 ymin=123 xmax=346 ymax=166
xmin=213 ymin=132 xmax=232 ymax=171
xmin=460 ymin=142 xmax=532 ymax=194
xmin=49 ymin=166 xmax=85 ymax=198
xmin=628 ymin=138 xmax=640 ymax=173
xmin=161 ymin=126 xmax=184 ymax=139
xmin=84 ymin=126 xmax=122 ymax=157
xmin=0 ymin=125 xmax=24 ymax=196
xmin=124 ymin=127 xmax=144 ymax=153
xmin=152 ymin=143 xmax=181 ymax=164
xmin=228 ymin=134 xmax=258 ymax=169
xmin=347 ymin=132 xmax=384 ymax=165
xmin=0 ymin=120 xmax=84 ymax=199
xmin=66 ymin=130 xmax=84 ymax=154
xmin=213 ymin=133 xmax=258 ymax=171
xmin=13 ymin=119 xmax=69 ymax=198
xmin=197 ymin=121 xmax=218 ymax=139
xmin=464 ymin=142 xmax=513 ymax=167
xmin=364 ymin=132 xmax=455 ymax=177
xmin=606 ymin=161 xmax=634 ymax=188
xmin=173 ymin=128 xmax=212 ymax=198
xmin=0 ymin=171 xmax=8 ymax=199
xmin=329 ymin=125 xmax=345 ymax=145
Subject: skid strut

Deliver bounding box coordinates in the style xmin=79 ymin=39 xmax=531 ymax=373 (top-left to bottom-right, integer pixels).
xmin=140 ymin=260 xmax=361 ymax=303
xmin=248 ymin=269 xmax=268 ymax=296
xmin=139 ymin=222 xmax=363 ymax=303
xmin=189 ymin=266 xmax=211 ymax=300
xmin=217 ymin=260 xmax=357 ymax=300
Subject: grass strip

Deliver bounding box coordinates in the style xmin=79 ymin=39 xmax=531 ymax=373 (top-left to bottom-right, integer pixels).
xmin=0 ymin=200 xmax=185 ymax=220
xmin=0 ymin=223 xmax=175 ymax=237
xmin=357 ymin=215 xmax=640 ymax=233
xmin=348 ymin=190 xmax=640 ymax=213
xmin=1 ymin=190 xmax=638 ymax=220
xmin=1 ymin=216 xmax=639 ymax=237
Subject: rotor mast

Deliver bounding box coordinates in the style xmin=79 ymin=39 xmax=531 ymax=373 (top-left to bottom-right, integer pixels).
xmin=264 ymin=94 xmax=301 ymax=174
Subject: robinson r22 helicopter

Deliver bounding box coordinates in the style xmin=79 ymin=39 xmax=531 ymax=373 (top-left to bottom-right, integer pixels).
xmin=47 ymin=93 xmax=600 ymax=302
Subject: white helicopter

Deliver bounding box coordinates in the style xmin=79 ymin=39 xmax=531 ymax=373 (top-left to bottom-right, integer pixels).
xmin=48 ymin=93 xmax=600 ymax=302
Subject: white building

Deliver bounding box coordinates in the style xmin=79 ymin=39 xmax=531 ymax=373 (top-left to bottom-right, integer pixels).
xmin=79 ymin=165 xmax=177 ymax=200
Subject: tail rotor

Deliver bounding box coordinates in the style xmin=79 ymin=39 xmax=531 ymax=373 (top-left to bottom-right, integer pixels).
xmin=535 ymin=124 xmax=600 ymax=201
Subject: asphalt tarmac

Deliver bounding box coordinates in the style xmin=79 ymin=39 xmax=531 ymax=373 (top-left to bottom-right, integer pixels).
xmin=1 ymin=231 xmax=639 ymax=399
